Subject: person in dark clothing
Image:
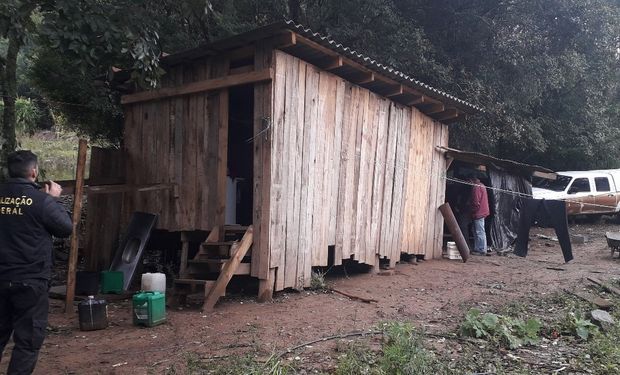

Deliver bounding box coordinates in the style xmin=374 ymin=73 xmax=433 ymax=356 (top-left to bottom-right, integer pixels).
xmin=0 ymin=150 xmax=73 ymax=375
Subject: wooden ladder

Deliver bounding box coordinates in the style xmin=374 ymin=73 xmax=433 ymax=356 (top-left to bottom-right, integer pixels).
xmin=173 ymin=225 xmax=253 ymax=311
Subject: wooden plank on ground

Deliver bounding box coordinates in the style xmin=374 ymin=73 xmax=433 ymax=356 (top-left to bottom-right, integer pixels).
xmin=567 ymin=288 xmax=613 ymax=310
xmin=203 ymin=226 xmax=253 ymax=311
xmin=587 ymin=277 xmax=620 ymax=297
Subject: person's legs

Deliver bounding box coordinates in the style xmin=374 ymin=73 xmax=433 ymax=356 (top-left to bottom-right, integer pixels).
xmin=0 ymin=285 xmax=14 ymax=364
xmin=7 ymin=282 xmax=48 ymax=375
xmin=473 ymin=218 xmax=487 ymax=253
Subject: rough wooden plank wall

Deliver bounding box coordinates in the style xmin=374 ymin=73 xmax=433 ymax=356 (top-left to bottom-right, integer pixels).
xmin=84 ymin=147 xmax=125 ymax=271
xmin=269 ymin=51 xmax=448 ymax=291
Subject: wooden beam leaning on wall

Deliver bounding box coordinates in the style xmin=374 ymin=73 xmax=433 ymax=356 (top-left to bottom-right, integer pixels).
xmin=121 ymin=68 xmax=273 ymax=105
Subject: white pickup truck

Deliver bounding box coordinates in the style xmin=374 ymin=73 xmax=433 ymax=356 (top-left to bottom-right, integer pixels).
xmin=532 ymin=169 xmax=620 ymax=216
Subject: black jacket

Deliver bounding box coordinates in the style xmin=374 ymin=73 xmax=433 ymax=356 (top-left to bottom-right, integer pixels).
xmin=0 ymin=178 xmax=73 ymax=282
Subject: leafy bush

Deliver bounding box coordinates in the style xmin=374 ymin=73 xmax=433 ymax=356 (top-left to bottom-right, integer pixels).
xmin=560 ymin=311 xmax=599 ymax=340
xmin=0 ymin=97 xmax=43 ymax=134
xmin=459 ymin=309 xmax=541 ymax=349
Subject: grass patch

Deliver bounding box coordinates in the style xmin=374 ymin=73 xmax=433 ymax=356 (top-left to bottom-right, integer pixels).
xmin=19 ymin=131 xmax=89 ymax=181
xmin=335 ymin=322 xmax=450 ymax=375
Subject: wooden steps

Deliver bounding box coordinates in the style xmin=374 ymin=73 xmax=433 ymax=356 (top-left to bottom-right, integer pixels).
xmin=173 ymin=225 xmax=253 ymax=310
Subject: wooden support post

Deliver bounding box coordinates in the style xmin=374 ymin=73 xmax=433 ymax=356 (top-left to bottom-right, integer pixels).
xmin=180 ymin=232 xmax=190 ymax=278
xmin=65 ymin=139 xmax=88 ymax=313
xmin=371 ymin=254 xmax=381 ymax=274
xmin=438 ymin=202 xmax=470 ymax=262
xmin=257 ymin=267 xmax=276 ymax=302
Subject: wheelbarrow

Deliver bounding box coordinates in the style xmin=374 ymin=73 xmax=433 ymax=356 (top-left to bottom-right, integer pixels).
xmin=605 ymin=232 xmax=620 ymax=258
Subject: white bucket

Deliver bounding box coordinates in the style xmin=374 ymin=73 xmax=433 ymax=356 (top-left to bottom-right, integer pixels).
xmin=444 ymin=241 xmax=462 ymax=260
xmin=141 ymin=273 xmax=166 ymax=293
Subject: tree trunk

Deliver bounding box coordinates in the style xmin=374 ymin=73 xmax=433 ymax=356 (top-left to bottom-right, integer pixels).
xmin=0 ymin=35 xmax=20 ymax=181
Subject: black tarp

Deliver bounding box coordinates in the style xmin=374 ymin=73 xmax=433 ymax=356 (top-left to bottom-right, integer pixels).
xmin=488 ymin=168 xmax=532 ymax=250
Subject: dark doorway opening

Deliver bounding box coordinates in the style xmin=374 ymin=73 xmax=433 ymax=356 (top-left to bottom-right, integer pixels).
xmin=227 ymin=84 xmax=254 ymax=226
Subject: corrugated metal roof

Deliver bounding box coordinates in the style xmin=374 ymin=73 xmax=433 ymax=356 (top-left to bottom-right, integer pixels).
xmin=282 ymin=20 xmax=482 ymax=113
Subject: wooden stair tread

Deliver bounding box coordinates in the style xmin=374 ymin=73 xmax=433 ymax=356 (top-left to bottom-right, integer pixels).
xmin=188 ymin=258 xmax=229 ymax=264
xmin=202 ymin=241 xmax=236 ymax=247
xmin=174 ymin=279 xmax=209 ymax=285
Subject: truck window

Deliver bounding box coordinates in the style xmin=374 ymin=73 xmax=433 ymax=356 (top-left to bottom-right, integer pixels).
xmin=568 ymin=178 xmax=590 ymax=194
xmin=533 ymin=174 xmax=572 ymax=192
xmin=595 ymin=177 xmax=611 ymax=192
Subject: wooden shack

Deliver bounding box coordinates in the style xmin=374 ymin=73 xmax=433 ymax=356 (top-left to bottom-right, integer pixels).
xmin=86 ymin=21 xmax=480 ymax=304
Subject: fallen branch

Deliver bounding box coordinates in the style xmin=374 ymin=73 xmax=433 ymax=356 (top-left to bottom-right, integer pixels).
xmin=276 ymin=330 xmax=383 ymax=358
xmin=330 ymin=288 xmax=378 ymax=303
xmin=587 ymin=277 xmax=620 ymax=297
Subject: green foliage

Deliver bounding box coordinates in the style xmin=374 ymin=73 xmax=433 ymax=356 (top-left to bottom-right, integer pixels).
xmin=459 ymin=309 xmax=542 ymax=349
xmin=200 ymin=354 xmax=293 ymax=375
xmin=379 ymin=322 xmax=445 ymax=374
xmin=560 ymin=311 xmax=599 ymax=341
xmin=335 ymin=322 xmax=449 ymax=375
xmin=0 ymin=97 xmax=41 ymax=134
xmin=588 ymin=323 xmax=620 ymax=375
xmin=309 ymin=270 xmax=327 ymax=290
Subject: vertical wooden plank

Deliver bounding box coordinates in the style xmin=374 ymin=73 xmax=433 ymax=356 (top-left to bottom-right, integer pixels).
xmin=296 ymin=63 xmax=319 ymax=288
xmin=423 ymin=116 xmax=439 ymax=257
xmin=269 ymin=51 xmax=287 ymax=286
xmin=328 ymin=78 xmax=346 ymax=246
xmin=431 ymin=122 xmax=449 ymax=259
xmin=368 ymin=98 xmax=390 ymax=264
xmin=378 ymin=103 xmax=397 ymax=258
xmin=334 ymin=84 xmax=354 ymax=265
xmin=392 ymin=107 xmax=411 ymax=263
xmin=349 ymin=89 xmax=367 ymax=261
xmin=318 ymin=74 xmax=338 ymax=265
xmin=65 ymin=139 xmax=88 ymax=313
xmin=388 ymin=106 xmax=405 ymax=264
xmin=353 ymin=91 xmax=373 ymax=264
xmin=284 ymin=58 xmax=306 ymax=288
xmin=251 ymin=42 xmax=273 ymax=280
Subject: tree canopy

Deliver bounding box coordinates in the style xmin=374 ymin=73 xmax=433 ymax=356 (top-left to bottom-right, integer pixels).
xmin=2 ymin=0 xmax=619 ymax=172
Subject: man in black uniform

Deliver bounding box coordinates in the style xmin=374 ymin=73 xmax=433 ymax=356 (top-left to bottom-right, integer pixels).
xmin=0 ymin=150 xmax=73 ymax=374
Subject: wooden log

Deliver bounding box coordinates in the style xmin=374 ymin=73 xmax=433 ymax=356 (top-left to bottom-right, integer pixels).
xmin=65 ymin=139 xmax=88 ymax=313
xmin=438 ymin=202 xmax=469 ymax=262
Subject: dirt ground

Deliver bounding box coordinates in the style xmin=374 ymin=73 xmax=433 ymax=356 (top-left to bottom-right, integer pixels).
xmin=4 ymin=221 xmax=620 ymax=374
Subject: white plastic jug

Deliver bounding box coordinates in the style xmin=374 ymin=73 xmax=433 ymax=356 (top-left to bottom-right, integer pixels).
xmin=141 ymin=273 xmax=166 ymax=293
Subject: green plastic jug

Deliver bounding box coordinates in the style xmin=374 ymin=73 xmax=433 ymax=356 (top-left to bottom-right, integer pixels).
xmin=132 ymin=291 xmax=166 ymax=327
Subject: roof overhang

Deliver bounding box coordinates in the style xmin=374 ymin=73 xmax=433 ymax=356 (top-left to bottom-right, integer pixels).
xmin=112 ymin=20 xmax=482 ymax=123
xmin=438 ymin=146 xmax=556 ymax=180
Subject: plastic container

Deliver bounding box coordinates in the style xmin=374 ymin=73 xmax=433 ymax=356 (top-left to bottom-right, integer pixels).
xmin=132 ymin=291 xmax=166 ymax=327
xmin=443 ymin=241 xmax=462 ymax=260
xmin=76 ymin=271 xmax=99 ymax=295
xmin=78 ymin=296 xmax=108 ymax=331
xmin=141 ymin=273 xmax=166 ymax=293
xmin=100 ymin=271 xmax=124 ymax=294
